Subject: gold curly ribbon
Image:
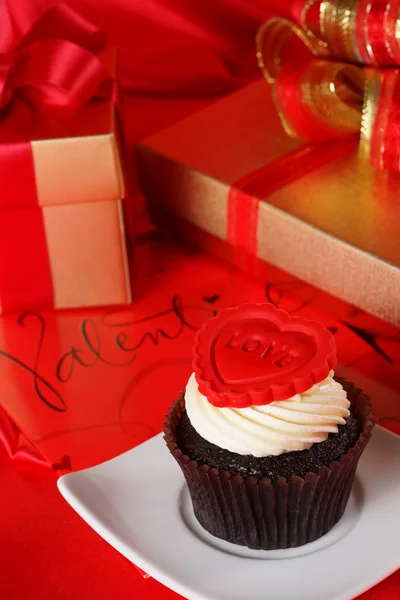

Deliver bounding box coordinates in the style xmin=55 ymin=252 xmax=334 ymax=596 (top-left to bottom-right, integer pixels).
xmin=257 ymin=0 xmax=400 ymax=172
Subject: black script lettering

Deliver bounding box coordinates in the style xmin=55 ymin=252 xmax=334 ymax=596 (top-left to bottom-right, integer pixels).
xmin=0 ymin=313 xmax=66 ymax=412
xmin=0 ymin=295 xmax=219 ymax=412
xmin=56 ymin=318 xmax=136 ymax=383
xmin=102 ymin=295 xmax=213 ymax=353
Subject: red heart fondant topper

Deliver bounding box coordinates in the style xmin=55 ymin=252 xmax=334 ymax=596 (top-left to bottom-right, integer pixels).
xmin=193 ymin=303 xmax=337 ymax=408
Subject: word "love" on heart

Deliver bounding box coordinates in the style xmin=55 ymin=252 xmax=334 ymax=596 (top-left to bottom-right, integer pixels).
xmin=193 ymin=303 xmax=337 ymax=407
xmin=225 ymin=332 xmax=296 ymax=368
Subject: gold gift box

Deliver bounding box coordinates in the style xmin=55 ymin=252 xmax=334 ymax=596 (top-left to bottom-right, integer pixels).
xmin=137 ymin=79 xmax=400 ymax=327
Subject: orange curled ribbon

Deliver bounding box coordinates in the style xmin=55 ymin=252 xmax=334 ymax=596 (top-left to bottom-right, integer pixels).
xmin=257 ymin=0 xmax=400 ymax=172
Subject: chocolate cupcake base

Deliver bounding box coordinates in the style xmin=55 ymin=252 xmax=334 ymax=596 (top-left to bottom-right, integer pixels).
xmin=164 ymin=378 xmax=375 ymax=550
xmin=176 ymin=404 xmax=362 ymax=480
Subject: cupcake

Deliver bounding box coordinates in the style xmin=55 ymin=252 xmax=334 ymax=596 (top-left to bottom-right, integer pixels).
xmin=164 ymin=303 xmax=375 ymax=550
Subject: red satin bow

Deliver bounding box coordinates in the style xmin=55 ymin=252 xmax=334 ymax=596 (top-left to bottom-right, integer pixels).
xmin=0 ymin=0 xmax=109 ymax=116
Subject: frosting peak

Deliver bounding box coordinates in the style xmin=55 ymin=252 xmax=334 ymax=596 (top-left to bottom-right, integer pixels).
xmin=185 ymin=371 xmax=350 ymax=457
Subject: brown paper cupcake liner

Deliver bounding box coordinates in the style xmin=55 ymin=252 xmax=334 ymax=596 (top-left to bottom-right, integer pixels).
xmin=163 ymin=377 xmax=376 ymax=550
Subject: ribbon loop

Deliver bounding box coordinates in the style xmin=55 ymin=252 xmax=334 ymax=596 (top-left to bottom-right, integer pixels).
xmin=12 ymin=40 xmax=109 ymax=116
xmin=0 ymin=1 xmax=109 ymax=117
xmin=276 ymin=59 xmax=363 ymax=140
xmin=256 ymin=17 xmax=325 ymax=84
xmin=258 ymin=0 xmax=400 ymax=172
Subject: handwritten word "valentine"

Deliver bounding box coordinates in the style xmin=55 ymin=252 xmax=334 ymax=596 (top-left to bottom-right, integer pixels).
xmin=0 ymin=296 xmax=218 ymax=412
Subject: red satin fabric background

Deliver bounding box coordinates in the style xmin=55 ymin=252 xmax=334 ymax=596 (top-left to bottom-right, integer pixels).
xmin=1 ymin=1 xmax=400 ymax=599
xmin=68 ymin=0 xmax=288 ymax=95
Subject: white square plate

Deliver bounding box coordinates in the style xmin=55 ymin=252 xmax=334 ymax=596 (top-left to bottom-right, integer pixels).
xmin=58 ymin=426 xmax=400 ymax=600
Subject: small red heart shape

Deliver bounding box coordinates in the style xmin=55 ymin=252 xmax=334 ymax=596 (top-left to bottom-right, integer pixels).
xmin=193 ymin=303 xmax=336 ymax=408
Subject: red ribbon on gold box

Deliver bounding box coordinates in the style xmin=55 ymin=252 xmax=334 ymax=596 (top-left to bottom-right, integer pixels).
xmin=0 ymin=1 xmax=131 ymax=312
xmin=137 ymin=0 xmax=400 ymax=327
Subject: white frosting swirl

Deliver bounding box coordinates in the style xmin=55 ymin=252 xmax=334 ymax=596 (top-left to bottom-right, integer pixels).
xmin=185 ymin=371 xmax=350 ymax=457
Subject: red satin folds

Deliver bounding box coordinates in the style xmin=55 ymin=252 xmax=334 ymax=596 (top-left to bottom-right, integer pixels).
xmin=68 ymin=0 xmax=286 ymax=95
xmin=0 ymin=404 xmax=50 ymax=470
xmin=0 ymin=1 xmax=108 ymax=114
